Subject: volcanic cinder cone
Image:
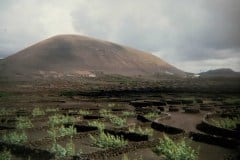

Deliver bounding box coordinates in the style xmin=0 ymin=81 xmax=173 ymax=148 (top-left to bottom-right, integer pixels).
xmin=0 ymin=34 xmax=185 ymax=78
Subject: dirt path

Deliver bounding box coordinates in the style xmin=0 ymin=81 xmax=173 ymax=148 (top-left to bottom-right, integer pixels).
xmin=190 ymin=140 xmax=238 ymax=160
xmin=161 ymin=111 xmax=205 ymax=132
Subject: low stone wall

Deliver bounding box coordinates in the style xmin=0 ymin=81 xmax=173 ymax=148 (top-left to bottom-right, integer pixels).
xmin=130 ymin=100 xmax=166 ymax=108
xmin=169 ymin=107 xmax=179 ymax=112
xmin=151 ymin=121 xmax=185 ymax=135
xmin=184 ymin=108 xmax=200 ymax=114
xmin=166 ymin=100 xmax=182 ymax=105
xmin=137 ymin=115 xmax=151 ymax=123
xmin=137 ymin=112 xmax=170 ymax=123
xmin=74 ymin=124 xmax=98 ymax=132
xmin=189 ymin=132 xmax=240 ymax=149
xmin=83 ymin=115 xmax=103 ymax=120
xmin=0 ymin=142 xmax=54 ymax=160
xmin=154 ymin=113 xmax=171 ymax=122
xmin=104 ymin=129 xmax=149 ymax=142
xmin=180 ymin=99 xmax=194 ymax=104
xmin=197 ymin=113 xmax=240 ymax=139
xmin=200 ymin=106 xmax=213 ymax=111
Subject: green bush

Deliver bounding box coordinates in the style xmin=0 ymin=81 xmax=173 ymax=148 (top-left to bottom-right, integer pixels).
xmin=65 ymin=140 xmax=75 ymax=156
xmin=144 ymin=112 xmax=159 ymax=120
xmin=109 ymin=116 xmax=126 ymax=127
xmin=48 ymin=127 xmax=58 ymax=141
xmin=32 ymin=107 xmax=45 ymax=117
xmin=90 ymin=131 xmax=128 ymax=149
xmin=128 ymin=125 xmax=153 ymax=137
xmin=46 ymin=108 xmax=59 ymax=113
xmin=107 ymin=103 xmax=116 ymax=108
xmin=210 ymin=117 xmax=240 ymax=129
xmin=88 ymin=120 xmax=105 ymax=130
xmin=66 ymin=138 xmax=82 ymax=156
xmin=16 ymin=117 xmax=33 ymax=129
xmin=0 ymin=149 xmax=12 ymax=160
xmin=48 ymin=125 xmax=80 ymax=157
xmin=51 ymin=143 xmax=66 ymax=157
xmin=79 ymin=109 xmax=92 ymax=116
xmin=58 ymin=125 xmax=77 ymax=138
xmin=64 ymin=115 xmax=77 ymax=124
xmin=48 ymin=114 xmax=76 ymax=127
xmin=1 ymin=116 xmax=31 ymax=144
xmin=51 ymin=139 xmax=81 ymax=157
xmin=99 ymin=109 xmax=113 ymax=118
xmin=0 ymin=108 xmax=10 ymax=116
xmin=48 ymin=115 xmax=62 ymax=127
xmin=153 ymin=135 xmax=198 ymax=160
xmin=48 ymin=125 xmax=76 ymax=138
xmin=122 ymin=111 xmax=135 ymax=117
xmin=2 ymin=131 xmax=27 ymax=144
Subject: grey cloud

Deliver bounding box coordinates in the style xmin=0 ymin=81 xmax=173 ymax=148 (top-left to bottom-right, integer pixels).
xmin=196 ymin=0 xmax=240 ymax=49
xmin=71 ymin=0 xmax=240 ymax=62
xmin=0 ymin=0 xmax=239 ymax=72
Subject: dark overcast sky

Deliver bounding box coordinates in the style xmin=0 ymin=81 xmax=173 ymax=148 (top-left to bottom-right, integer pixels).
xmin=0 ymin=0 xmax=239 ymax=73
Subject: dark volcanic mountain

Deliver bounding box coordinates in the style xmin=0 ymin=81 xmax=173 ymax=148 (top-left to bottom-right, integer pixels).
xmin=199 ymin=68 xmax=240 ymax=78
xmin=0 ymin=34 xmax=185 ymax=78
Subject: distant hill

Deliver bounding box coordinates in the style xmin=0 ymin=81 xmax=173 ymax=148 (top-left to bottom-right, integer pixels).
xmin=199 ymin=68 xmax=240 ymax=78
xmin=0 ymin=34 xmax=185 ymax=79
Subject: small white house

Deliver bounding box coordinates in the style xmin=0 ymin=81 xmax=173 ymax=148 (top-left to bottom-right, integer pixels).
xmin=193 ymin=74 xmax=200 ymax=78
xmin=89 ymin=74 xmax=96 ymax=78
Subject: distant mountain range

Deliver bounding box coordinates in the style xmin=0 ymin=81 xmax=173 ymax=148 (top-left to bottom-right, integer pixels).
xmin=0 ymin=34 xmax=186 ymax=79
xmin=199 ymin=68 xmax=240 ymax=78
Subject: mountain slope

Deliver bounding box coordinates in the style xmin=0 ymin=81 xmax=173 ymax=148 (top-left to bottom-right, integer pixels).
xmin=0 ymin=34 xmax=185 ymax=78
